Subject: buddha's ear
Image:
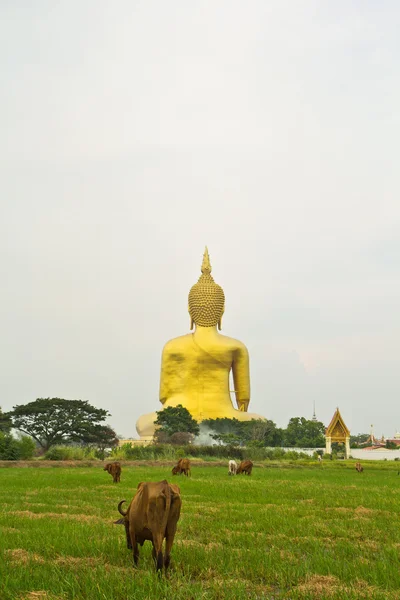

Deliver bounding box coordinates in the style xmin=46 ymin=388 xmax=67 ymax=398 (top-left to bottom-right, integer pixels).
xmin=188 ymin=306 xmax=194 ymax=330
xmin=218 ymin=306 xmax=224 ymax=330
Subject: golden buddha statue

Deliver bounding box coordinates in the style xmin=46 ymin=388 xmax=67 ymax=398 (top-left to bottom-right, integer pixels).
xmin=136 ymin=248 xmax=265 ymax=440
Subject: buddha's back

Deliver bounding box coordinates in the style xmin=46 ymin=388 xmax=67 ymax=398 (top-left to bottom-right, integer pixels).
xmin=160 ymin=330 xmax=250 ymax=420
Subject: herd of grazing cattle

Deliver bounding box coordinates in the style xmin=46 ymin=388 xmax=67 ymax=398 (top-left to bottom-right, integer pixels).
xmin=103 ymin=457 xmax=254 ymax=572
xmin=228 ymin=459 xmax=253 ymax=475
xmin=104 ymin=457 xmax=363 ymax=573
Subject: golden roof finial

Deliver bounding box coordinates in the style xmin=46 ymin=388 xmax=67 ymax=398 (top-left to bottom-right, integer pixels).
xmin=201 ymin=246 xmax=212 ymax=275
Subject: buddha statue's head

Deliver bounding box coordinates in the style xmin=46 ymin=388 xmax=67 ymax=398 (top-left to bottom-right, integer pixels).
xmin=188 ymin=247 xmax=225 ymax=330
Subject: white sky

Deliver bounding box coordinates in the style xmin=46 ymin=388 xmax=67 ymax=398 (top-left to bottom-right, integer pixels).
xmin=1 ymin=1 xmax=399 ymax=439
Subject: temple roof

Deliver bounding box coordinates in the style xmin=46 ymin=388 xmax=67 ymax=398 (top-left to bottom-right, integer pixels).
xmin=325 ymin=407 xmax=350 ymax=438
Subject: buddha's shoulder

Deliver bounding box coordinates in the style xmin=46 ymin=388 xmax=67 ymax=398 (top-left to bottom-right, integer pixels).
xmin=216 ymin=334 xmax=249 ymax=352
xmin=162 ymin=334 xmax=194 ymax=352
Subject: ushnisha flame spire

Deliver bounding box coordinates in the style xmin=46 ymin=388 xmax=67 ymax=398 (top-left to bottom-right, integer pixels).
xmin=201 ymin=246 xmax=212 ymax=275
xmin=188 ymin=247 xmax=225 ymax=329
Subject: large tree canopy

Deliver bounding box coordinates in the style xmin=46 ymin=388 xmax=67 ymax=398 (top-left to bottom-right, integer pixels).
xmin=283 ymin=417 xmax=325 ymax=448
xmin=155 ymin=405 xmax=200 ymax=438
xmin=9 ymin=398 xmax=112 ymax=450
xmin=202 ymin=417 xmax=283 ymax=447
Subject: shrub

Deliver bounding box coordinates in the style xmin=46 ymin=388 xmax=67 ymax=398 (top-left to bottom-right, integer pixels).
xmin=18 ymin=436 xmax=36 ymax=459
xmin=0 ymin=433 xmax=36 ymax=460
xmin=44 ymin=446 xmax=98 ymax=461
xmin=109 ymin=443 xmax=315 ymax=462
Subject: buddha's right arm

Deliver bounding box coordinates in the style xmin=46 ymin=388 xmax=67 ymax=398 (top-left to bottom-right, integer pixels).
xmin=159 ymin=346 xmax=170 ymax=404
xmin=232 ymin=345 xmax=250 ymax=410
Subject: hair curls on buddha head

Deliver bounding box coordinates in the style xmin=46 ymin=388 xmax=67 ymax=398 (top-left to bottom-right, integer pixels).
xmin=188 ymin=247 xmax=225 ymax=330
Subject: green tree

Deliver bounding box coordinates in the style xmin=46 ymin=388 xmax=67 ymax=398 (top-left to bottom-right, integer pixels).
xmin=241 ymin=419 xmax=283 ymax=447
xmin=0 ymin=407 xmax=12 ymax=433
xmin=8 ymin=398 xmax=111 ymax=451
xmin=0 ymin=432 xmax=35 ymax=460
xmin=350 ymin=433 xmax=370 ymax=448
xmin=155 ymin=405 xmax=200 ymax=438
xmin=203 ymin=417 xmax=283 ymax=447
xmin=211 ymin=432 xmax=243 ymax=446
xmin=386 ymin=440 xmax=398 ymax=450
xmin=283 ymin=417 xmax=325 ymax=448
xmin=77 ymin=424 xmax=119 ymax=459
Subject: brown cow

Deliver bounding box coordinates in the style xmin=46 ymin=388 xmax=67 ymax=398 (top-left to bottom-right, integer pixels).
xmin=104 ymin=462 xmax=121 ymax=483
xmin=114 ymin=480 xmax=181 ymax=572
xmin=172 ymin=458 xmax=191 ymax=477
xmin=355 ymin=462 xmax=364 ymax=473
xmin=237 ymin=460 xmax=253 ymax=475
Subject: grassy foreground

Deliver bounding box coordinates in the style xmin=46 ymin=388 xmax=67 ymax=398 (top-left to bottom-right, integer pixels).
xmin=0 ymin=462 xmax=399 ymax=600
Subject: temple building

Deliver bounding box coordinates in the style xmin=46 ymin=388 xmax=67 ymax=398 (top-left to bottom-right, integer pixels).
xmin=325 ymin=407 xmax=350 ymax=458
xmin=383 ymin=432 xmax=400 ymax=448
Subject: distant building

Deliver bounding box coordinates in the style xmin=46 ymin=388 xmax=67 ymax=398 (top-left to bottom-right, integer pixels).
xmin=385 ymin=432 xmax=400 ymax=448
xmin=312 ymin=401 xmax=317 ymax=422
xmin=325 ymin=407 xmax=350 ymax=458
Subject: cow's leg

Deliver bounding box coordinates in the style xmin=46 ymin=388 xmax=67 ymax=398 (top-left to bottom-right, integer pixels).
xmin=130 ymin=529 xmax=139 ymax=567
xmin=124 ymin=521 xmax=132 ymax=549
xmin=152 ymin=534 xmax=164 ymax=572
xmin=133 ymin=541 xmax=139 ymax=567
xmin=164 ymin=493 xmax=181 ymax=571
xmin=164 ymin=527 xmax=178 ymax=571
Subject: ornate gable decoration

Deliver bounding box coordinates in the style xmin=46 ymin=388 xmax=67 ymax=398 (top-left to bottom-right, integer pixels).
xmin=325 ymin=408 xmax=350 ymax=441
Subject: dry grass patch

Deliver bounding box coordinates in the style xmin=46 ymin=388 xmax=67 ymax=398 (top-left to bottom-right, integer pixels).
xmin=0 ymin=525 xmax=20 ymax=533
xmin=279 ymin=549 xmax=298 ymax=561
xmin=293 ymin=574 xmax=393 ymax=599
xmin=178 ymin=539 xmax=203 ymax=548
xmin=203 ymin=505 xmax=220 ymax=513
xmin=11 ymin=510 xmax=105 ymax=523
xmin=21 ymin=593 xmax=65 ymax=600
xmin=6 ymin=549 xmax=45 ymax=564
xmin=359 ymin=539 xmax=379 ymax=551
xmin=54 ymin=555 xmax=103 ymax=567
xmin=354 ymin=506 xmax=374 ymax=516
xmin=327 ymin=507 xmax=352 ymax=514
xmin=294 ymin=574 xmax=342 ymax=597
xmin=178 ymin=539 xmax=223 ymax=551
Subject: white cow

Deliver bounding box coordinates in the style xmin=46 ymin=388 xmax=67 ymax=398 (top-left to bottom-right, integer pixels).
xmin=228 ymin=460 xmax=238 ymax=476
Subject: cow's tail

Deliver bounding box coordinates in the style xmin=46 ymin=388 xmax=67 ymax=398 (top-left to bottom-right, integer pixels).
xmin=118 ymin=500 xmax=128 ymax=516
xmin=161 ymin=482 xmax=171 ymax=533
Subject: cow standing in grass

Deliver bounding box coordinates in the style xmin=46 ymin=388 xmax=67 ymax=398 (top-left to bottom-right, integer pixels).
xmin=237 ymin=460 xmax=253 ymax=475
xmin=104 ymin=462 xmax=121 ymax=483
xmin=115 ymin=480 xmax=181 ymax=572
xmin=228 ymin=460 xmax=237 ymax=475
xmin=172 ymin=458 xmax=191 ymax=477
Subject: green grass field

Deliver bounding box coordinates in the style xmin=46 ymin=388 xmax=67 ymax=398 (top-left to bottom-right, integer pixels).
xmin=1 ymin=461 xmax=399 ymax=600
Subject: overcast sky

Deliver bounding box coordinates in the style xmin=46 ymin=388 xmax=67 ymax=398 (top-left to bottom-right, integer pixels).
xmin=1 ymin=1 xmax=399 ymax=439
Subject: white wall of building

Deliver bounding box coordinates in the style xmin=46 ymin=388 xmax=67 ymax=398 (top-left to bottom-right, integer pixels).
xmin=350 ymin=449 xmax=400 ymax=461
